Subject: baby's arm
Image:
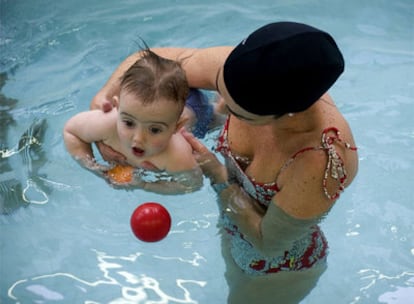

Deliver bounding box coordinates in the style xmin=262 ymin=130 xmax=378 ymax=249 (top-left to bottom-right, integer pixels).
xmin=63 ymin=110 xmax=114 ymax=171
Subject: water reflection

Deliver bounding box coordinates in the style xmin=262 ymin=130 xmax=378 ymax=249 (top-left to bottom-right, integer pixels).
xmin=0 ymin=72 xmax=50 ymax=214
xmin=8 ymin=249 xmax=206 ymax=303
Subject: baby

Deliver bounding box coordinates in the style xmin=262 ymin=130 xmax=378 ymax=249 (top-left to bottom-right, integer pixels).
xmin=64 ymin=49 xmax=207 ymax=194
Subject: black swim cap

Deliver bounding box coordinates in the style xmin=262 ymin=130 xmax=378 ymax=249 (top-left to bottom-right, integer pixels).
xmin=223 ymin=22 xmax=344 ymax=116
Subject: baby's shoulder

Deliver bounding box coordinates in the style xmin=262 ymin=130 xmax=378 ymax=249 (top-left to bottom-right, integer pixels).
xmin=164 ymin=133 xmax=197 ymax=171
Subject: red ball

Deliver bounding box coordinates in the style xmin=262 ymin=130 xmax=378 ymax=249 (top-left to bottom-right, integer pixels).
xmin=130 ymin=202 xmax=171 ymax=242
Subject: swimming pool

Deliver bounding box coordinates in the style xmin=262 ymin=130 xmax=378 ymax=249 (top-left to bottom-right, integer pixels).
xmin=1 ymin=0 xmax=413 ymax=303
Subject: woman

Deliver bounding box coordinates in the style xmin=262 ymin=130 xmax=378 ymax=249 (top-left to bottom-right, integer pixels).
xmin=91 ymin=22 xmax=358 ymax=303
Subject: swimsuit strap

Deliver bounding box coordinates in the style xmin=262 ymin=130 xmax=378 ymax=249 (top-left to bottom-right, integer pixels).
xmin=277 ymin=127 xmax=357 ymax=200
xmin=321 ymin=127 xmax=357 ymax=200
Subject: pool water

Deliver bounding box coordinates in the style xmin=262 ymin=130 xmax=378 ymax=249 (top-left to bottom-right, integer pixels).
xmin=1 ymin=0 xmax=413 ymax=303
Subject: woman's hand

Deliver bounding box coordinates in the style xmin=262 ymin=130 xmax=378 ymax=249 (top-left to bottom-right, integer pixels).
xmin=181 ymin=129 xmax=227 ymax=184
xmin=90 ymin=91 xmax=115 ymax=112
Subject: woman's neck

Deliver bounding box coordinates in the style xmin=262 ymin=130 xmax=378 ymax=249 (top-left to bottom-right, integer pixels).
xmin=271 ymin=104 xmax=322 ymax=135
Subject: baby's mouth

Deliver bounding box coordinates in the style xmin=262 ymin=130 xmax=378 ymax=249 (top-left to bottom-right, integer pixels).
xmin=132 ymin=147 xmax=145 ymax=157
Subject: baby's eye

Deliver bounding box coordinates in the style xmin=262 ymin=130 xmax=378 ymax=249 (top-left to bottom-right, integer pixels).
xmin=149 ymin=126 xmax=163 ymax=134
xmin=123 ymin=119 xmax=135 ymax=128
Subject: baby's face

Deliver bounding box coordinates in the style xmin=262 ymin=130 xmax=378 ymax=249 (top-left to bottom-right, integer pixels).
xmin=116 ymin=90 xmax=182 ymax=159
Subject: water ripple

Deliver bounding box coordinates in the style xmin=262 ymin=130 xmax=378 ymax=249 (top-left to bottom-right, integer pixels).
xmin=9 ymin=91 xmax=77 ymax=119
xmin=7 ymin=249 xmax=206 ymax=303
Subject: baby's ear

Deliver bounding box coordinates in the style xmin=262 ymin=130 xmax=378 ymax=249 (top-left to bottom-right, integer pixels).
xmin=113 ymin=95 xmax=120 ymax=108
xmin=175 ymin=116 xmax=189 ymax=133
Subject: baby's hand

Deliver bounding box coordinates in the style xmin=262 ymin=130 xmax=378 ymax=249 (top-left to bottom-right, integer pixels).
xmin=81 ymin=157 xmax=112 ymax=176
xmin=95 ymin=141 xmax=128 ymax=164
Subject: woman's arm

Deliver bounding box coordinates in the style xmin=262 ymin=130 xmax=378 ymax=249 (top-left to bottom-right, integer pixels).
xmin=219 ymin=185 xmax=318 ymax=257
xmin=90 ymin=46 xmax=233 ymax=111
xmin=182 ymin=130 xmax=321 ymax=257
xmin=133 ymin=135 xmax=203 ymax=194
xmin=128 ymin=167 xmax=203 ymax=195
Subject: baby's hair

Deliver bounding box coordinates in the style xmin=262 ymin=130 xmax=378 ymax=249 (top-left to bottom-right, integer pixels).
xmin=120 ymin=46 xmax=189 ymax=111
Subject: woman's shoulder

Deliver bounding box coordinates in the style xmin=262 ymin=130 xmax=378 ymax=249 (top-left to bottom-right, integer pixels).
xmin=274 ymin=127 xmax=358 ymax=219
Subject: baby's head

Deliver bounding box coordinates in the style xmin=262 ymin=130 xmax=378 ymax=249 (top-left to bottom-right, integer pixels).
xmin=119 ymin=49 xmax=189 ymax=120
xmin=114 ymin=50 xmax=189 ymax=159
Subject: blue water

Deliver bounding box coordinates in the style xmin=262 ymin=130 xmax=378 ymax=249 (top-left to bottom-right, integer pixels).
xmin=1 ymin=0 xmax=413 ymax=303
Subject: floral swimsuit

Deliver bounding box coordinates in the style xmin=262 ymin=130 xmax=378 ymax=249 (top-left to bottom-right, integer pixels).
xmin=216 ymin=116 xmax=357 ymax=275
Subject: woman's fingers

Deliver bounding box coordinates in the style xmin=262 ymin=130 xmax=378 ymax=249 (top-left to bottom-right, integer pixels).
xmin=101 ymin=101 xmax=113 ymax=113
xmin=90 ymin=92 xmax=115 ymax=112
xmin=180 ymin=129 xmax=210 ymax=154
xmin=180 ymin=129 xmax=228 ymax=181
